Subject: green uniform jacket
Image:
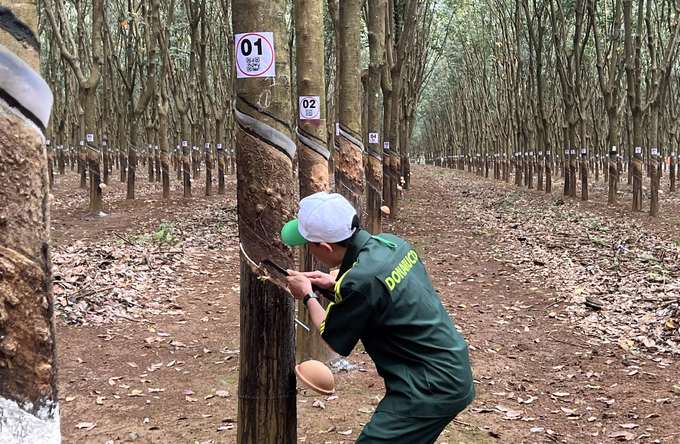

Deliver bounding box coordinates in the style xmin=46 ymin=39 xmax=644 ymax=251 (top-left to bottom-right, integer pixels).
xmin=320 ymin=230 xmax=475 ymax=417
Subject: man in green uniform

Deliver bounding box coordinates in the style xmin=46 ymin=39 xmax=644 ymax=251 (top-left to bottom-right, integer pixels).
xmin=282 ymin=192 xmax=475 ymax=443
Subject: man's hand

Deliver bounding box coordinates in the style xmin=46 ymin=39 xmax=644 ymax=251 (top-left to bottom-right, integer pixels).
xmin=300 ymin=271 xmax=336 ymax=291
xmin=285 ymin=270 xmax=314 ymax=300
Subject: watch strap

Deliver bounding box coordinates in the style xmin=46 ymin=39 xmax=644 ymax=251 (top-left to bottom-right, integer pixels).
xmin=303 ymin=293 xmax=318 ymax=307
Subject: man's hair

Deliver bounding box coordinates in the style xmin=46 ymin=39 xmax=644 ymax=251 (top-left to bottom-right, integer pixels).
xmin=315 ymin=215 xmax=362 ymax=248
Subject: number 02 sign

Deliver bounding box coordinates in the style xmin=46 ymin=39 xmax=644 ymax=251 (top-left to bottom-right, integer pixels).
xmin=235 ymin=32 xmax=275 ymax=78
xmin=299 ymin=96 xmax=320 ymax=120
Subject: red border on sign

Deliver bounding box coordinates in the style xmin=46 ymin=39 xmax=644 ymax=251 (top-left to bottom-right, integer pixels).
xmin=236 ymin=33 xmax=275 ymax=77
xmin=299 ymin=96 xmax=321 ymax=120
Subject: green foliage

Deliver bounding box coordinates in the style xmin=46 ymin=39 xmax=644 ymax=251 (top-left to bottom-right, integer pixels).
xmin=500 ymin=193 xmax=519 ymax=208
xmin=117 ymin=221 xmax=181 ymax=246
xmin=153 ymin=221 xmax=181 ymax=245
xmin=589 ymin=235 xmax=604 ymax=245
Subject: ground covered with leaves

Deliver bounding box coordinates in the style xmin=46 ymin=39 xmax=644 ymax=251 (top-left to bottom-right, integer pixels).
xmin=52 ymin=164 xmax=680 ymax=443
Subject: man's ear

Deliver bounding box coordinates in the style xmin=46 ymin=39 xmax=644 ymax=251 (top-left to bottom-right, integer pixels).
xmin=318 ymin=241 xmax=334 ymax=254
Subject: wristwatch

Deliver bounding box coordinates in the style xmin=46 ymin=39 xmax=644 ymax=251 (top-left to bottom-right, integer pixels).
xmin=303 ymin=293 xmax=318 ymax=308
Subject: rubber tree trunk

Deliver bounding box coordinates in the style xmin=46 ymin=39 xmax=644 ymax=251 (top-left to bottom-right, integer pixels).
xmin=85 ymin=82 xmax=104 ymax=215
xmin=365 ymin=0 xmax=386 ymax=236
xmin=118 ymin=111 xmax=127 ymax=182
xmin=649 ymin=155 xmax=659 ymax=216
xmin=581 ymin=155 xmax=589 ymax=201
xmin=217 ymin=118 xmax=226 ymax=195
xmin=293 ymin=0 xmax=335 ymax=364
xmin=335 ymin=0 xmax=365 ymax=215
xmin=180 ymin=114 xmax=192 ymax=198
xmin=127 ymin=121 xmax=140 ymax=200
xmin=79 ymin=138 xmax=87 ymax=189
xmin=606 ymin=141 xmax=619 ymax=206
xmin=149 ymin=138 xmax=155 ymax=182
xmin=0 ymin=5 xmax=60 ymax=442
xmin=671 ymin=152 xmax=676 ymax=192
xmin=546 ymin=152 xmax=553 ymax=193
xmin=205 ymin=143 xmax=213 ymax=196
xmin=158 ymin=83 xmax=171 ymax=199
xmin=232 ymin=1 xmax=297 ymax=442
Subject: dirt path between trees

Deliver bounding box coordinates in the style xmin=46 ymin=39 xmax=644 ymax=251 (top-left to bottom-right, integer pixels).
xmin=53 ymin=165 xmax=680 ymax=443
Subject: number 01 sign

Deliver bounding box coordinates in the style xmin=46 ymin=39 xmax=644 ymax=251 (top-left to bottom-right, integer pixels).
xmin=235 ymin=32 xmax=275 ymax=78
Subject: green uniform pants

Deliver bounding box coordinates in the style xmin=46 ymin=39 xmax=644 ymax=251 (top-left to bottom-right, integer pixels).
xmin=355 ymin=411 xmax=457 ymax=444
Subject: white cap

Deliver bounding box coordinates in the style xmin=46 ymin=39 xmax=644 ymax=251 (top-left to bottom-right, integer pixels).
xmin=281 ymin=192 xmax=357 ymax=245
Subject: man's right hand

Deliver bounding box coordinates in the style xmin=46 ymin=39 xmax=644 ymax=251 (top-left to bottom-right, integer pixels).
xmin=301 ymin=271 xmax=336 ymax=290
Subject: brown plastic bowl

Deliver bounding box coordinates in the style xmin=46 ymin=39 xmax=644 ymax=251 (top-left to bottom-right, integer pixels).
xmin=295 ymin=360 xmax=335 ymax=395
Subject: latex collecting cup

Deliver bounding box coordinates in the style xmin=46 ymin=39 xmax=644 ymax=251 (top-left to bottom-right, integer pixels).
xmin=295 ymin=360 xmax=335 ymax=395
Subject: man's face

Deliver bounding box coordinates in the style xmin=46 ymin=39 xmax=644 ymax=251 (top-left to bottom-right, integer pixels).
xmin=309 ymin=242 xmax=342 ymax=269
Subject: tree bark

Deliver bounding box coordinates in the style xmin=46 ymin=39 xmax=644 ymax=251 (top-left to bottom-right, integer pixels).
xmin=293 ymin=0 xmax=335 ymax=363
xmin=335 ymin=0 xmax=365 ymax=216
xmin=232 ymin=0 xmax=297 ymax=442
xmin=44 ymin=0 xmax=104 ymax=213
xmin=365 ymin=0 xmax=386 ymax=235
xmin=0 ymin=3 xmax=60 ymax=442
xmin=624 ymin=0 xmax=645 ymax=211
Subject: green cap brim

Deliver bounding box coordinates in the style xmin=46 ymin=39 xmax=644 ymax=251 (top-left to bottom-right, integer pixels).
xmin=281 ymin=219 xmax=308 ymax=245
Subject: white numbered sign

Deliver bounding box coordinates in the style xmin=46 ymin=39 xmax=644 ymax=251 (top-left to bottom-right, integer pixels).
xmin=102 ymin=141 xmax=107 ymax=146
xmin=570 ymin=150 xmax=576 ymax=155
xmin=547 ymin=151 xmax=551 ymax=155
xmin=635 ymin=147 xmax=642 ymax=154
xmin=236 ymin=32 xmax=275 ymax=78
xmin=87 ymin=134 xmax=94 ymax=142
xmin=336 ymin=122 xmax=340 ymax=136
xmin=384 ymin=142 xmax=389 ymax=150
xmin=368 ymin=133 xmax=379 ymax=144
xmin=299 ymin=96 xmax=321 ymax=120
xmin=581 ymin=148 xmax=586 ymax=154
xmin=539 ymin=151 xmax=543 ymax=155
xmin=651 ymin=148 xmax=658 ymax=155
xmin=80 ymin=140 xmax=84 ymax=146
xmin=46 ymin=140 xmax=50 ymax=146
xmin=205 ymin=143 xmax=210 ymax=148
xmin=217 ymin=144 xmax=222 ymax=149
xmin=182 ymin=141 xmax=187 ymax=147
xmin=612 ymin=146 xmax=617 ymax=152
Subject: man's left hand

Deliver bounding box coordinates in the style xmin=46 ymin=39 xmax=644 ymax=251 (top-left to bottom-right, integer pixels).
xmin=285 ymin=269 xmax=314 ymax=300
